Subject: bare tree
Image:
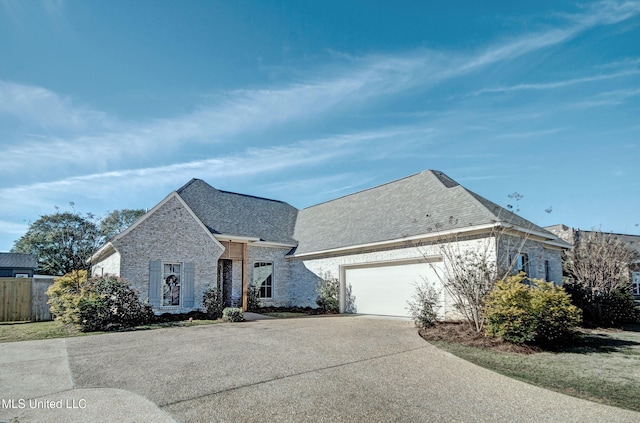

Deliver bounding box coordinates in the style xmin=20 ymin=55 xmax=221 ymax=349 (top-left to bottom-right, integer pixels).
xmin=426 ymin=223 xmax=530 ymax=333
xmin=564 ymin=229 xmax=638 ymax=295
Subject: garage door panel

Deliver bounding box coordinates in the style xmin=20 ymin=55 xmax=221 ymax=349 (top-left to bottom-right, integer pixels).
xmin=345 ymin=261 xmax=443 ymax=317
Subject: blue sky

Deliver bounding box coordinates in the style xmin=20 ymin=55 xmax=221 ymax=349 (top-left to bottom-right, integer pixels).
xmin=1 ymin=0 xmax=639 ymax=251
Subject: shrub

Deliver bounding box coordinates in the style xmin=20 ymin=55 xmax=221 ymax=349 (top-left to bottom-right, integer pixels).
xmin=316 ymin=273 xmax=339 ymax=313
xmin=222 ymin=307 xmax=244 ymax=322
xmin=485 ymin=273 xmax=581 ymax=345
xmin=47 ymin=273 xmax=154 ymax=332
xmin=46 ymin=270 xmax=90 ymax=324
xmin=564 ymin=282 xmax=639 ymax=327
xmin=407 ymin=279 xmax=441 ymax=328
xmin=246 ymin=283 xmax=261 ymax=312
xmin=202 ymin=287 xmax=224 ymax=319
xmin=484 ymin=275 xmax=536 ymax=344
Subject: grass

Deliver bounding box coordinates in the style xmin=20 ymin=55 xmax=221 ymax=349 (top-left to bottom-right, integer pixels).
xmin=0 ymin=319 xmax=219 ymax=343
xmin=429 ymin=325 xmax=640 ymax=412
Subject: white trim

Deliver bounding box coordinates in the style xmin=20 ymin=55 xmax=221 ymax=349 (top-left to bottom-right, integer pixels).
xmin=290 ymin=223 xmax=500 ymax=258
xmin=214 ymin=235 xmax=296 ymax=248
xmin=290 ymin=221 xmax=570 ymax=259
xmin=214 ymin=234 xmax=261 ymax=243
xmin=90 ymin=242 xmax=117 ymax=263
xmin=252 ymin=241 xmax=297 ymax=248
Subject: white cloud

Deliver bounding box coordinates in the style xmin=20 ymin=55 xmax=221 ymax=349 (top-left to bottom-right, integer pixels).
xmin=0 ymin=81 xmax=113 ymax=131
xmin=4 ymin=1 xmax=638 ymax=181
xmin=465 ymin=69 xmax=640 ymax=97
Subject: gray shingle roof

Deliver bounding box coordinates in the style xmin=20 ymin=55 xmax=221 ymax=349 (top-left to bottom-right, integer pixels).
xmin=177 ymin=179 xmax=298 ymax=245
xmin=0 ymin=253 xmax=37 ymax=268
xmin=293 ymin=170 xmax=557 ymax=255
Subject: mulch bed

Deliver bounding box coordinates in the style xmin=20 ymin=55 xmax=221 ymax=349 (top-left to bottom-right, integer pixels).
xmin=418 ymin=321 xmax=540 ymax=354
xmin=252 ymin=306 xmax=327 ymax=315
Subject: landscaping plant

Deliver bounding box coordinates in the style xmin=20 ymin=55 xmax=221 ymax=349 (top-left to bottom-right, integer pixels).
xmin=202 ymin=286 xmax=224 ymax=319
xmin=222 ymin=307 xmax=244 ymax=322
xmin=316 ymin=272 xmax=340 ymax=313
xmin=47 ymin=272 xmax=154 ymax=332
xmin=407 ymin=278 xmax=441 ymax=328
xmin=484 ymin=273 xmax=581 ymax=346
xmin=563 ymin=229 xmax=640 ymax=327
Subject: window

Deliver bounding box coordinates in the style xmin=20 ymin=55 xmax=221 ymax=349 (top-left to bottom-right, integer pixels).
xmin=163 ymin=263 xmax=182 ymax=306
xmin=632 ymin=272 xmax=640 ymax=297
xmin=14 ymin=273 xmax=30 ymax=278
xmin=253 ymin=262 xmax=273 ymax=298
xmin=514 ymin=253 xmax=530 ymax=275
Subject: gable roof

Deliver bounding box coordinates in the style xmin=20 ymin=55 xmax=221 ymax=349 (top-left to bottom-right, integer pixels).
xmin=0 ymin=253 xmax=37 ymax=269
xmin=177 ymin=179 xmax=298 ymax=245
xmin=292 ymin=170 xmax=562 ymax=255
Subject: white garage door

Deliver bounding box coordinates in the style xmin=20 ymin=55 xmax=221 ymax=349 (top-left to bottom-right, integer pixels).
xmin=344 ymin=261 xmax=443 ymax=317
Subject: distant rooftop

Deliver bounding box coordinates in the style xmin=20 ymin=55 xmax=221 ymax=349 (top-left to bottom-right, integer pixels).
xmin=0 ymin=252 xmax=37 ymax=268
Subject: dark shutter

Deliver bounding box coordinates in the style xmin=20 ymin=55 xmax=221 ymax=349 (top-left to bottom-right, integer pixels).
xmin=183 ymin=262 xmax=195 ymax=307
xmin=149 ymin=260 xmax=162 ymax=307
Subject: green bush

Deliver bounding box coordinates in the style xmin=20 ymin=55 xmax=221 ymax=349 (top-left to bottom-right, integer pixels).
xmin=564 ymin=282 xmax=639 ymax=327
xmin=47 ymin=272 xmax=154 ymax=332
xmin=316 ymin=273 xmax=339 ymax=313
xmin=222 ymin=307 xmax=244 ymax=322
xmin=485 ymin=274 xmax=581 ymax=345
xmin=246 ymin=283 xmax=261 ymax=312
xmin=46 ymin=270 xmax=90 ymax=325
xmin=202 ymin=287 xmax=224 ymax=319
xmin=407 ymin=279 xmax=441 ymax=328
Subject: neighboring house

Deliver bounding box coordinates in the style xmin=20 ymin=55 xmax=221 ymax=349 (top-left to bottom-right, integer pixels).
xmin=0 ymin=253 xmax=37 ymax=278
xmin=546 ymin=224 xmax=640 ymax=300
xmin=91 ymin=170 xmax=569 ymax=318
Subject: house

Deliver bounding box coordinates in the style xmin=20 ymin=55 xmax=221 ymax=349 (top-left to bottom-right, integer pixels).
xmin=91 ymin=170 xmax=570 ymax=318
xmin=0 ymin=253 xmax=37 ymax=278
xmin=546 ymin=224 xmax=640 ymax=300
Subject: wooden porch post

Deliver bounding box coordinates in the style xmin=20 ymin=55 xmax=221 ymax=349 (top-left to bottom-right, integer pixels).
xmin=242 ymin=242 xmax=248 ymax=311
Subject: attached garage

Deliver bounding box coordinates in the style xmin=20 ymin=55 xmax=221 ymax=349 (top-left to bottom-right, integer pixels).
xmin=342 ymin=259 xmax=445 ymax=318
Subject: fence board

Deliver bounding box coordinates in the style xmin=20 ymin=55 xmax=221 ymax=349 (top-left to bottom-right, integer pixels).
xmin=31 ymin=278 xmax=54 ymax=321
xmin=0 ymin=278 xmax=32 ymax=322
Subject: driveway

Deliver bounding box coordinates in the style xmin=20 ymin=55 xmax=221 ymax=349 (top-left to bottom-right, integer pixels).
xmin=1 ymin=315 xmax=639 ymax=422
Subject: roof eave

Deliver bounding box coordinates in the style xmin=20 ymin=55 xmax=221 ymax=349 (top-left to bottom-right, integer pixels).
xmin=289 ymin=222 xmax=500 ymax=259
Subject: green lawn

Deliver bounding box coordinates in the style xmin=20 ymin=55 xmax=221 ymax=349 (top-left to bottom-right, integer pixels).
xmin=0 ymin=319 xmax=218 ymax=343
xmin=431 ymin=326 xmax=640 ymax=412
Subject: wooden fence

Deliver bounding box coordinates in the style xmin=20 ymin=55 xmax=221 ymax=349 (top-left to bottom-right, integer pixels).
xmin=0 ymin=277 xmax=54 ymax=322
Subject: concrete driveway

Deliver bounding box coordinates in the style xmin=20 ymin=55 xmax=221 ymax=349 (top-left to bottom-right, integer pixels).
xmin=1 ymin=315 xmax=639 ymax=423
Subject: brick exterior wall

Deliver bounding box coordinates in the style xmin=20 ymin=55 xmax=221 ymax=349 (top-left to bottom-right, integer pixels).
xmin=247 ymin=245 xmax=318 ymax=308
xmin=497 ymin=235 xmax=564 ymax=284
xmin=106 ymin=194 xmax=224 ymax=314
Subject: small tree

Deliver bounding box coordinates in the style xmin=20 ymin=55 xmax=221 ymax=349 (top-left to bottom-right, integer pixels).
xmin=407 ymin=278 xmax=441 ymax=328
xmin=316 ymin=272 xmax=340 ymax=313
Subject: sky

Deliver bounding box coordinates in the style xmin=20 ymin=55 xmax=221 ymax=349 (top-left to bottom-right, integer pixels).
xmin=1 ymin=0 xmax=639 ymax=251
